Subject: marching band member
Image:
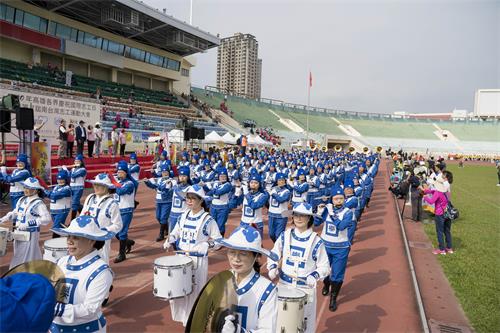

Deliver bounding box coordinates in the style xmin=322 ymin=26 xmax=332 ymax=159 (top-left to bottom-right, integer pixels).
xmin=113 ymin=161 xmax=137 ymax=263
xmin=239 ymin=157 xmax=253 ymax=195
xmin=264 ymin=162 xmax=277 ymax=192
xmin=306 ymin=167 xmax=320 ymax=209
xmin=179 ymin=151 xmax=190 ymax=167
xmin=199 ymin=159 xmax=216 ymax=187
xmin=0 ymin=153 xmax=31 ymax=209
xmin=0 ymin=177 xmax=51 ymax=269
xmin=128 ymin=152 xmax=141 ymax=209
xmin=216 ymin=225 xmax=278 ymax=333
xmin=232 ymin=173 xmax=269 ymax=237
xmin=50 ymin=215 xmax=114 ymax=333
xmin=277 ymin=158 xmax=289 ymax=177
xmin=144 ymin=164 xmax=173 ymax=242
xmin=82 ymin=173 xmax=123 ymax=264
xmin=162 ymin=185 xmax=222 ymax=326
xmin=268 ymin=202 xmax=330 ymax=333
xmin=227 ymin=159 xmax=241 ymax=188
xmin=45 ymin=169 xmax=72 ymax=237
xmin=169 ymin=166 xmax=191 ymax=231
xmin=206 ymin=167 xmax=233 ymax=237
xmin=290 ymin=169 xmax=309 ymax=205
xmin=69 ymin=154 xmax=87 ymax=219
xmin=315 ymin=184 xmax=353 ymax=312
xmin=343 ymin=179 xmax=359 ymax=243
xmin=154 ymin=150 xmax=170 ymax=176
xmin=267 ymin=173 xmax=291 ymax=242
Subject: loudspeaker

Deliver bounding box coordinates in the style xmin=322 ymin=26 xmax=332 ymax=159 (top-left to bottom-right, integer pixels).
xmin=0 ymin=109 xmax=11 ymax=133
xmin=16 ymin=107 xmax=34 ymax=130
xmin=183 ymin=128 xmax=191 ymax=141
xmin=197 ymin=128 xmax=205 ymax=140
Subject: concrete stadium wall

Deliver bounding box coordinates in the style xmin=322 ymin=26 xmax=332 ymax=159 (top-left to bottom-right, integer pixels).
xmin=117 ymin=71 xmax=133 ymax=86
xmin=2 ymin=0 xmax=193 ymax=95
xmin=65 ymin=58 xmax=88 ymax=76
xmin=0 ymin=37 xmax=32 ymax=63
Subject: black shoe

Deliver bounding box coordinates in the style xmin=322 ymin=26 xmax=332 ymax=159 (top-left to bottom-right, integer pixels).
xmin=102 ymin=285 xmax=114 ymax=306
xmin=114 ymin=240 xmax=127 ymax=263
xmin=329 ymin=281 xmax=343 ymax=312
xmin=125 ymin=239 xmax=135 ymax=254
xmin=156 ymin=224 xmax=167 ymax=242
xmin=70 ymin=210 xmax=78 ymax=220
xmin=322 ymin=277 xmax=331 ymax=296
xmin=134 ymin=200 xmax=139 ymax=209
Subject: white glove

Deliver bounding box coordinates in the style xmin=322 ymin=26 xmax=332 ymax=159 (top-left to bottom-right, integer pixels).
xmin=62 ymin=165 xmax=68 ymax=171
xmin=306 ymin=275 xmax=317 ymax=288
xmin=221 ymin=315 xmax=239 ymax=333
xmin=192 ymin=242 xmax=209 ymax=256
xmin=0 ymin=166 xmax=6 ymax=174
xmin=162 ymin=235 xmax=176 ymax=251
xmin=268 ymin=268 xmax=279 ymax=280
xmin=234 ymin=187 xmax=242 ymax=196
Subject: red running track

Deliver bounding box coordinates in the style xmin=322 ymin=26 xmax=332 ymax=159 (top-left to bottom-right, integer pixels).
xmin=0 ymin=161 xmax=422 ymax=332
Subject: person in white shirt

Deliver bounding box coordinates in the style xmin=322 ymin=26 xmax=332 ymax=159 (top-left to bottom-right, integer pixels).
xmin=0 ymin=177 xmax=51 ymax=269
xmin=94 ymin=123 xmax=103 ymax=158
xmin=162 ymin=184 xmax=222 ymax=326
xmin=267 ymin=202 xmax=330 ymax=333
xmin=215 ymin=225 xmax=278 ymax=333
xmin=87 ymin=125 xmax=96 ymax=158
xmin=51 ymin=215 xmax=115 ymax=332
xmin=111 ymin=127 xmax=119 ymax=157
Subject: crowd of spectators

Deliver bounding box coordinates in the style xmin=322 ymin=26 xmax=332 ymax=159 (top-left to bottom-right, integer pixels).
xmin=255 ymin=127 xmax=281 ymax=145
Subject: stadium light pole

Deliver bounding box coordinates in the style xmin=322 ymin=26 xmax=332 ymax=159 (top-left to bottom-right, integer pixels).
xmin=189 ymin=0 xmax=193 ymax=24
xmin=306 ymin=68 xmax=311 ymax=147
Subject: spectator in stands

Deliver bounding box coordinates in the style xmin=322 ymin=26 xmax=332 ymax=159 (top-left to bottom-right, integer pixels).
xmin=115 ymin=113 xmax=122 ymax=128
xmin=119 ymin=129 xmax=127 ymax=157
xmin=66 ymin=123 xmax=75 ymax=158
xmin=93 ymin=87 xmax=102 ymax=101
xmin=58 ymin=119 xmax=68 ymax=159
xmin=75 ymin=120 xmax=87 ymax=156
xmin=87 ymin=125 xmax=95 ymax=158
xmin=122 ymin=118 xmax=130 ymax=129
xmin=128 ymin=106 xmax=135 ymax=118
xmin=111 ymin=126 xmax=119 ymax=158
xmin=94 ymin=123 xmax=103 ymax=158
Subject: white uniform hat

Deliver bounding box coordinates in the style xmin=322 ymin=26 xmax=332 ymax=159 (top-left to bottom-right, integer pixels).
xmin=215 ymin=225 xmax=278 ymax=261
xmin=179 ymin=184 xmax=206 ymax=199
xmin=86 ymin=173 xmax=116 ymax=189
xmin=21 ymin=177 xmax=44 ymax=190
xmin=52 ymin=216 xmax=114 ymax=241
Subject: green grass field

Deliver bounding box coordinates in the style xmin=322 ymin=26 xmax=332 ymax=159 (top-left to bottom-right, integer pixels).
xmin=423 ymin=164 xmax=500 ymax=333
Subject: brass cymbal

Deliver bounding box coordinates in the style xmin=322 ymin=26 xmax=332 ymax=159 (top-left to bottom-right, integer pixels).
xmin=186 ymin=270 xmax=238 ymax=333
xmin=2 ymin=260 xmax=67 ymax=303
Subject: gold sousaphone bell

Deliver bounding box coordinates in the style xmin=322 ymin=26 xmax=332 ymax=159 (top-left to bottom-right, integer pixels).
xmin=185 ymin=270 xmax=238 ymax=333
xmin=348 ymin=146 xmax=356 ymax=153
xmin=334 ymin=144 xmax=342 ymax=152
xmin=376 ymin=146 xmax=383 ymax=153
xmin=2 ymin=260 xmax=67 ymax=303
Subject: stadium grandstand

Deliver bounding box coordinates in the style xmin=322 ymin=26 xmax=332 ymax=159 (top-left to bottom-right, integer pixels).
xmin=191 ymin=86 xmax=500 ymax=155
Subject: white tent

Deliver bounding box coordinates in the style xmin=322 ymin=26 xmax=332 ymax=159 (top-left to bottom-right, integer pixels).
xmin=204 ymin=131 xmax=224 ymax=144
xmin=248 ymin=135 xmax=273 ymax=146
xmin=168 ymin=129 xmax=184 ymax=143
xmin=147 ymin=136 xmax=162 ymax=142
xmin=255 ymin=135 xmax=273 ymax=146
xmin=222 ymin=132 xmax=237 ymax=144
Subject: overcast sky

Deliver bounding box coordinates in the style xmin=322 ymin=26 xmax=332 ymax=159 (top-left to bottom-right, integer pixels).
xmin=144 ymin=0 xmax=499 ymax=114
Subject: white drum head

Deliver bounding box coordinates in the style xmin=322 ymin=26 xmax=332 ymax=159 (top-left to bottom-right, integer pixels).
xmin=154 ymin=255 xmax=192 ymax=267
xmin=277 ymin=286 xmax=306 ymax=300
xmin=44 ymin=237 xmax=68 ymax=250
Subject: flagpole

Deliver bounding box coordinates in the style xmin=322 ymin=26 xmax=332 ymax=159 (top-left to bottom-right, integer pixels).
xmin=306 ymin=69 xmax=311 ymax=147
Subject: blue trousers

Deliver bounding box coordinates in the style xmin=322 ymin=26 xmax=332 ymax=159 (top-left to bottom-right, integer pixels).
xmin=268 ymin=216 xmax=288 ymax=242
xmin=325 ymin=246 xmax=350 ymax=282
xmin=10 ymin=193 xmax=23 ymax=210
xmin=156 ymin=203 xmax=171 ymax=226
xmin=210 ymin=206 xmax=230 ymax=236
xmin=169 ymin=211 xmax=184 ymax=232
xmin=71 ymin=188 xmax=84 ymax=211
xmin=117 ymin=211 xmax=133 ymax=240
xmin=435 ymin=214 xmax=452 ymax=250
xmin=51 ymin=210 xmax=70 ymax=228
xmin=240 ymin=221 xmax=264 ymax=238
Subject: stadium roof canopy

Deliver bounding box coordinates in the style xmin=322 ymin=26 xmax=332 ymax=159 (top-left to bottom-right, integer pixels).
xmin=23 ymin=0 xmax=220 ymax=56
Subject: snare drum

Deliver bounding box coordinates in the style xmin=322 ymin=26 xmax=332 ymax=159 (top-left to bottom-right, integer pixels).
xmin=153 ymin=255 xmax=193 ymax=300
xmin=276 ymin=286 xmax=307 ymax=333
xmin=0 ymin=227 xmax=8 ymax=257
xmin=43 ymin=237 xmax=68 ymax=263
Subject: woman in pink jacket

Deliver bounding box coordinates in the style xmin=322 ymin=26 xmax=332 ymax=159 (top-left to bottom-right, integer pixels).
xmin=423 ymin=175 xmax=452 ymax=255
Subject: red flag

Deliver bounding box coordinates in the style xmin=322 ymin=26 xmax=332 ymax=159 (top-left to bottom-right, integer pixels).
xmin=309 ymin=71 xmax=313 ymax=88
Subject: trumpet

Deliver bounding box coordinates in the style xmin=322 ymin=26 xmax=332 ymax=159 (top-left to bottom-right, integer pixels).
xmin=334 ymin=144 xmax=342 ymax=152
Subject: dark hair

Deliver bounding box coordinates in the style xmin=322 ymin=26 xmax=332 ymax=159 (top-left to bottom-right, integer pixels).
xmin=253 ymin=253 xmax=262 ymax=273
xmin=443 ymin=170 xmax=453 ymax=184
xmin=94 ymin=240 xmax=105 ymax=250
xmin=201 ymin=200 xmax=209 ymax=212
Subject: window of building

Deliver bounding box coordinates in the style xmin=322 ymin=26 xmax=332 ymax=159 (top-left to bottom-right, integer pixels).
xmin=107 ymin=40 xmax=124 ymax=55
xmin=181 ymin=68 xmax=189 ymax=77
xmin=55 ymin=23 xmax=72 ymax=40
xmin=166 ymin=58 xmax=180 ymax=71
xmin=14 ymin=8 xmax=23 ymax=25
xmin=22 ymin=12 xmax=38 ymax=31
xmin=129 ymin=47 xmax=145 ymax=61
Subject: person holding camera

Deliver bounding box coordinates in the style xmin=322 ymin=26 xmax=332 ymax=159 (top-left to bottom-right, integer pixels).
xmin=408 ymin=170 xmax=423 ymax=222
